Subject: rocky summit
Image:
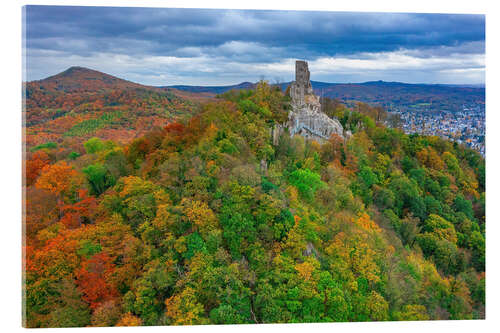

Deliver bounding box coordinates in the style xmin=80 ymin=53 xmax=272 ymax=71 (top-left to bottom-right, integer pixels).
xmin=287 ymin=60 xmax=345 ymax=141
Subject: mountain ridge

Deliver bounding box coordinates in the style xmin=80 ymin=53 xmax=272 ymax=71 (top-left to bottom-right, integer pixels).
xmin=27 ymin=67 xmax=485 ymax=114
xmin=28 ymin=66 xmax=485 ymax=91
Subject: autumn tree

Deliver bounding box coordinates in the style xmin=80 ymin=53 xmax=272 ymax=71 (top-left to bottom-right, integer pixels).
xmin=35 ymin=161 xmax=83 ymax=204
xmin=75 ymin=252 xmax=119 ymax=309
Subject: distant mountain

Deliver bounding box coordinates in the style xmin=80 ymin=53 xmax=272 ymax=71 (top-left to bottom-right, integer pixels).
xmin=165 ymin=82 xmax=255 ymax=94
xmin=437 ymin=83 xmax=485 ymax=88
xmin=170 ymin=79 xmax=484 ymax=113
xmin=306 ymin=80 xmax=484 ymax=112
xmin=338 ymin=80 xmax=484 ymax=89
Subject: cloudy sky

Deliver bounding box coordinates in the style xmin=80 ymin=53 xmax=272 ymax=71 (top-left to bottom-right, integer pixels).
xmin=24 ymin=6 xmax=485 ymax=86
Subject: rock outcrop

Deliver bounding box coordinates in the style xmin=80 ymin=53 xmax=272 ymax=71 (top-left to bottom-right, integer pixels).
xmin=286 ymin=60 xmax=344 ymax=142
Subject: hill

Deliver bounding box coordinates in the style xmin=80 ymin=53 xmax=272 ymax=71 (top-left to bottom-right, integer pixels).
xmin=24 ymin=67 xmax=201 ymax=151
xmin=28 ymin=66 xmax=146 ymax=93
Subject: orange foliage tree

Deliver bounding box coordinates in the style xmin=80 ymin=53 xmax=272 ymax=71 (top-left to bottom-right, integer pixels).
xmin=35 ymin=161 xmax=83 ymax=203
xmin=59 ymin=189 xmax=98 ymax=229
xmin=25 ymin=151 xmax=51 ymax=186
xmin=75 ymin=252 xmax=119 ymax=309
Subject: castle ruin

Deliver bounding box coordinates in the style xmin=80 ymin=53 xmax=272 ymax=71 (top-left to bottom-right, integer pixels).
xmin=286 ymin=60 xmax=345 ymax=142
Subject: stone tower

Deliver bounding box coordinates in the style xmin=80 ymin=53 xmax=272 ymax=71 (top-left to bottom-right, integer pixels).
xmin=292 ymin=60 xmax=314 ymax=102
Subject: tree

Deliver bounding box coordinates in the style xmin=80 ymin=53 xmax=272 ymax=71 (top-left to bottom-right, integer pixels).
xmin=468 ymin=230 xmax=485 ymax=271
xmin=59 ymin=189 xmax=98 ymax=229
xmin=365 ymin=291 xmax=389 ymax=321
xmin=35 ymin=161 xmax=82 ymax=203
xmin=25 ymin=187 xmax=59 ymax=241
xmin=181 ymin=198 xmax=218 ymax=234
xmin=454 ymin=195 xmax=474 ymax=220
xmin=399 ymin=214 xmax=420 ymax=246
xmin=83 ymin=163 xmax=115 ymax=196
xmin=123 ymin=259 xmax=176 ymax=325
xmin=165 ymin=287 xmax=208 ymax=325
xmin=91 ymin=300 xmax=121 ymax=327
xmin=26 ymin=150 xmax=50 ymax=186
xmin=75 ymin=252 xmax=118 ymax=309
xmin=288 ymin=168 xmax=325 ymax=201
xmin=422 ymin=214 xmax=457 ymax=244
xmin=48 ymin=279 xmax=91 ymax=327
xmin=116 ymin=313 xmax=142 ymax=326
xmin=101 ymin=176 xmax=170 ymax=229
xmin=84 ymin=137 xmax=105 ymax=154
xmin=394 ymin=304 xmax=429 ymax=321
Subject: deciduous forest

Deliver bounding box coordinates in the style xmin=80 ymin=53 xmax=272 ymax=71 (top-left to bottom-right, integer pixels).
xmin=24 ymin=70 xmax=485 ymax=327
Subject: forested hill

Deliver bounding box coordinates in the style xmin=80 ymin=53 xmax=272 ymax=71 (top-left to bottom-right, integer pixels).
xmin=25 ymin=80 xmax=485 ymax=327
xmin=23 ymin=67 xmax=201 ymax=151
xmin=28 ymin=66 xmax=147 ymax=93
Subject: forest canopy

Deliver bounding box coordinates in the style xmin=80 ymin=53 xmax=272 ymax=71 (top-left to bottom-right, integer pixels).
xmin=24 ymin=81 xmax=485 ymax=327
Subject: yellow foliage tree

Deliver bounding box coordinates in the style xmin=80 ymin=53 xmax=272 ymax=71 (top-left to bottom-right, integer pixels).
xmin=165 ymin=287 xmax=208 ymax=325
xmin=116 ymin=312 xmax=142 ymax=326
xmin=181 ymin=198 xmax=218 ymax=234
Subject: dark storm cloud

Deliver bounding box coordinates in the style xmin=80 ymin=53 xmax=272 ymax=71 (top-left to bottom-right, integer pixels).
xmin=25 ymin=6 xmax=484 ymax=59
xmin=24 ymin=6 xmax=485 ymax=85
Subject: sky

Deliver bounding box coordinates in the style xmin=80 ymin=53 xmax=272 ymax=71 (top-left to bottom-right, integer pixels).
xmin=24 ymin=6 xmax=485 ymax=86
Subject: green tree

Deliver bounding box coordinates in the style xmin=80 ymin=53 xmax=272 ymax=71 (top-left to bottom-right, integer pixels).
xmin=84 ymin=137 xmax=105 ymax=154
xmin=289 ymin=168 xmax=325 ymax=201
xmin=83 ymin=163 xmax=115 ymax=196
